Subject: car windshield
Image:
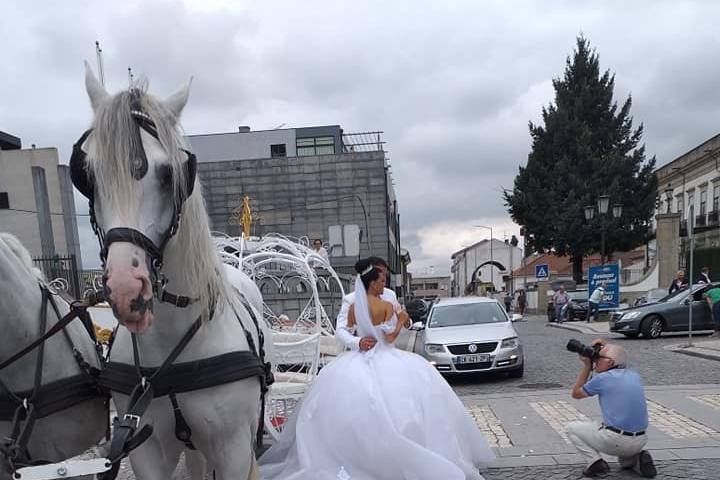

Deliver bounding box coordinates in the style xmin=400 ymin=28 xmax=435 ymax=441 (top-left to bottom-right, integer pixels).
xmin=428 ymin=302 xmax=507 ymax=328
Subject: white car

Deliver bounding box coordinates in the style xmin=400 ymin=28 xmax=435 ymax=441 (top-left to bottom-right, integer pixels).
xmin=411 ymin=296 xmax=524 ymax=377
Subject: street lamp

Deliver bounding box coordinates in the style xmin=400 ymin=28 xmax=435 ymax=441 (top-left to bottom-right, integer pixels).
xmin=664 ymin=185 xmax=674 ymax=214
xmin=473 ymin=225 xmax=493 ymax=289
xmin=585 ymin=195 xmax=623 ymax=265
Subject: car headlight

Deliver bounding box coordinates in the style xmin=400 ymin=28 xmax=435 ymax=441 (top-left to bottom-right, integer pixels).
xmin=621 ymin=311 xmax=642 ymax=320
xmin=425 ymin=343 xmax=446 ymax=354
xmin=501 ymin=337 xmax=519 ymax=348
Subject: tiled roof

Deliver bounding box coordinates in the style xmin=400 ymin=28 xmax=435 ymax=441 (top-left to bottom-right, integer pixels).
xmin=512 ymin=249 xmax=646 ymax=276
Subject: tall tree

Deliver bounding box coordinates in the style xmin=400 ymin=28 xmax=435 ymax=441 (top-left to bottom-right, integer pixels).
xmin=505 ymin=36 xmax=657 ymax=283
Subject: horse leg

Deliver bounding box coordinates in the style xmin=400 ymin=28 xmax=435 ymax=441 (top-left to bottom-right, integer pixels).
xmin=205 ymin=425 xmax=255 ymax=480
xmin=247 ymin=455 xmax=260 ymax=480
xmin=113 ymin=396 xmax=183 ymax=480
xmin=129 ymin=433 xmax=183 ymax=480
xmin=183 ymin=448 xmax=209 ymax=480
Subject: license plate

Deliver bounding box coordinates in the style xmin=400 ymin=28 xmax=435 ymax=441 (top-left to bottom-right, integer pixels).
xmin=453 ymin=354 xmax=489 ymax=364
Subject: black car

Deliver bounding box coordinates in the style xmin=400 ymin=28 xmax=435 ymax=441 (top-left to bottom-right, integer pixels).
xmin=610 ymin=283 xmax=719 ymax=339
xmin=547 ymin=290 xmax=588 ymax=322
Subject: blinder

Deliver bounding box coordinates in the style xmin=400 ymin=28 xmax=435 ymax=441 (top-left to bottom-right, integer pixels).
xmin=69 ymin=130 xmax=197 ymax=204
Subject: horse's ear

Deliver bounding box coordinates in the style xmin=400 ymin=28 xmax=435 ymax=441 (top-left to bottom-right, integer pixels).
xmin=84 ymin=61 xmax=109 ymax=111
xmin=163 ymin=77 xmax=192 ymax=120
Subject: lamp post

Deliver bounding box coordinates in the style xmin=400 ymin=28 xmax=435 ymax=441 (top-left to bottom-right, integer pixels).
xmin=473 ymin=225 xmax=493 ymax=289
xmin=584 ymin=195 xmax=623 ymax=266
xmin=664 ymin=184 xmax=674 ymax=214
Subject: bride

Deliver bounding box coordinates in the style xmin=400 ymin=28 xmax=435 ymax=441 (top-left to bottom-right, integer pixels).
xmin=259 ymin=258 xmax=495 ymax=479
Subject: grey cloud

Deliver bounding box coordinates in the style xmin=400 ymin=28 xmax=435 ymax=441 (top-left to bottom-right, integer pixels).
xmin=3 ymin=0 xmax=720 ymax=274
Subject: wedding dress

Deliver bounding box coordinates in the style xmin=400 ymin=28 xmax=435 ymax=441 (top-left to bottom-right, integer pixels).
xmin=259 ymin=277 xmax=495 ymax=480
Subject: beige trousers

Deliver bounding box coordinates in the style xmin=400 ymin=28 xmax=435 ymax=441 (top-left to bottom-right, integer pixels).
xmin=566 ymin=421 xmax=647 ymax=468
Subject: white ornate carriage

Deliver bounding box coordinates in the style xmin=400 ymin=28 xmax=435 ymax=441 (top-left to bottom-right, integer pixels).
xmin=215 ymin=233 xmax=348 ymax=440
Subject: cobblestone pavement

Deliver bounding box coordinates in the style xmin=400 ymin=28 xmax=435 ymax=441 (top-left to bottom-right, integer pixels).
xmin=484 ymin=458 xmax=719 ymax=479
xmin=447 ymin=315 xmax=720 ymax=397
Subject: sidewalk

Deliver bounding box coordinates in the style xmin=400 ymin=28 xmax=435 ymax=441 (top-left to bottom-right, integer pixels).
xmin=464 ymin=384 xmax=720 ymax=474
xmin=666 ymin=338 xmax=720 ymax=362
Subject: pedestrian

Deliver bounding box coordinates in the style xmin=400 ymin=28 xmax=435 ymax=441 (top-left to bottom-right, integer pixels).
xmin=517 ymin=289 xmax=527 ymax=315
xmin=312 ymin=238 xmax=329 ymax=263
xmin=567 ymin=340 xmax=656 ymax=478
xmin=503 ymin=290 xmax=513 ymax=312
xmin=668 ymin=270 xmax=688 ymax=295
xmin=703 ymin=285 xmax=720 ymax=338
xmin=553 ymin=285 xmax=570 ymax=323
xmin=697 ymin=266 xmax=711 ymax=284
xmin=587 ymin=286 xmax=604 ymax=322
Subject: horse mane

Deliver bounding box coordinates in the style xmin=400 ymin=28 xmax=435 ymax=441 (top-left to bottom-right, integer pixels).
xmin=0 ymin=233 xmax=46 ymax=283
xmin=87 ymin=84 xmax=229 ymax=319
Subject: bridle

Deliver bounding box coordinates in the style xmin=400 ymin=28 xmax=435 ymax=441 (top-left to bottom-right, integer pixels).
xmin=70 ymin=89 xmax=198 ymax=307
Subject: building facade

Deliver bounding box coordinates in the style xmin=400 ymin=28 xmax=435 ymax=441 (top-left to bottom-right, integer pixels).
xmin=410 ymin=275 xmax=450 ymax=300
xmin=0 ymin=131 xmax=82 ymax=264
xmin=450 ymin=239 xmax=522 ymax=296
xmin=655 ymin=132 xmax=720 ymax=287
xmin=187 ymin=125 xmax=404 ymax=284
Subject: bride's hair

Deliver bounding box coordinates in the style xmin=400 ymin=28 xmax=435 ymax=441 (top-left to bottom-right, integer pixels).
xmin=355 ymin=258 xmax=382 ymax=290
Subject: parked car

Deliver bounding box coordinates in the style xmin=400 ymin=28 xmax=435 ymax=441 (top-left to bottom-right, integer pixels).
xmin=547 ymin=290 xmax=588 ymax=322
xmin=411 ymin=297 xmax=524 ymax=377
xmin=610 ymin=283 xmax=720 ymax=339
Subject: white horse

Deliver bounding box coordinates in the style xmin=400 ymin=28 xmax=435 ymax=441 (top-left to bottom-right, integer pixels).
xmin=73 ymin=65 xmax=269 ymax=480
xmin=0 ymin=233 xmax=107 ymax=479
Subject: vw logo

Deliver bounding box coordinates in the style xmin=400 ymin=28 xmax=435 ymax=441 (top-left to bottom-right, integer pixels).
xmin=468 ymin=344 xmax=478 ymax=353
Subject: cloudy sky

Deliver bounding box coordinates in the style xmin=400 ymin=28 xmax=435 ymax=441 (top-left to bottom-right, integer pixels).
xmin=2 ymin=1 xmax=720 ymax=274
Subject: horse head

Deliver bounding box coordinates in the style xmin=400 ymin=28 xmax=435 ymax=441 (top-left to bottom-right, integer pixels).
xmin=72 ymin=63 xmax=197 ymax=333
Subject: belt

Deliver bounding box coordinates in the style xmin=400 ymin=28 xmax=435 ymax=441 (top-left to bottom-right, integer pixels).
xmin=601 ymin=425 xmax=645 ymax=437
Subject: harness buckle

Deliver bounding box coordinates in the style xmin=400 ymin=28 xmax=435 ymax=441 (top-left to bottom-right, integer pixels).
xmin=122 ymin=414 xmax=141 ymax=429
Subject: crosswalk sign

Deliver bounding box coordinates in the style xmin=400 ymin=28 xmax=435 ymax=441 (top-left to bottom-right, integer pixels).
xmin=535 ymin=264 xmax=549 ymax=280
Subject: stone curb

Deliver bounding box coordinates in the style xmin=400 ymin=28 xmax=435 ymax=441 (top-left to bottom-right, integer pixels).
xmin=666 ymin=342 xmax=720 ymax=362
xmin=546 ymin=321 xmax=610 ymax=335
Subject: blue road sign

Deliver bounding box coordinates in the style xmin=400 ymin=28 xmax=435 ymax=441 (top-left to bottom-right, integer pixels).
xmin=588 ymin=264 xmax=620 ymax=309
xmin=535 ymin=264 xmax=549 ymax=280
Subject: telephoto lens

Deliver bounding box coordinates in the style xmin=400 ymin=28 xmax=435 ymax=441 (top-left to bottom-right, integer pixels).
xmin=566 ymin=339 xmax=600 ymax=360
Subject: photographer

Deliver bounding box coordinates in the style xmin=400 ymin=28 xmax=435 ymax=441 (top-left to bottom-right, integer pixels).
xmin=566 ymin=339 xmax=656 ymax=478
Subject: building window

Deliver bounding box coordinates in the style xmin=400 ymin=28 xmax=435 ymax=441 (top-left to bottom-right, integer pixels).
xmin=270 ymin=144 xmax=287 ymax=158
xmin=688 ymin=192 xmax=694 ymax=215
xmin=714 ymin=185 xmax=719 ymax=212
xmin=296 ymin=136 xmax=335 ymax=156
xmin=677 ymin=197 xmax=684 ymax=220
xmin=0 ymin=192 xmax=8 ymax=209
xmin=425 ymin=282 xmax=439 ymax=290
xmin=700 ymin=189 xmax=707 ymax=215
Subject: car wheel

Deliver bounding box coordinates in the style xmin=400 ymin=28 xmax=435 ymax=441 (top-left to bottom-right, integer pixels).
xmin=508 ymin=363 xmax=524 ymax=378
xmin=641 ymin=316 xmax=663 ymax=339
xmin=622 ymin=332 xmax=639 ymax=339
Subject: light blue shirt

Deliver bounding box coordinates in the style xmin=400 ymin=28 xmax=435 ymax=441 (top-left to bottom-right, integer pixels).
xmin=582 ymin=368 xmax=648 ymax=433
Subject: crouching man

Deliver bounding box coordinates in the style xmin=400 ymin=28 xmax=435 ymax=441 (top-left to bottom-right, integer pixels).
xmin=567 ymin=340 xmax=656 ymax=478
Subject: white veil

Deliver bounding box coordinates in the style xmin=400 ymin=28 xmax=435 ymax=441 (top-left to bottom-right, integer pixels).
xmin=353 ymin=274 xmax=380 ymax=341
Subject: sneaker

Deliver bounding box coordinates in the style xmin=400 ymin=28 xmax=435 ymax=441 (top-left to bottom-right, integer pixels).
xmin=637 ymin=450 xmax=657 ymax=478
xmin=582 ymin=458 xmax=610 ymax=477
xmin=710 ymin=331 xmax=720 ymax=338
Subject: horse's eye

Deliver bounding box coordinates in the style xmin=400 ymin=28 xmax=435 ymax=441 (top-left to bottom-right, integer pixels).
xmin=156 ymin=164 xmax=173 ymax=189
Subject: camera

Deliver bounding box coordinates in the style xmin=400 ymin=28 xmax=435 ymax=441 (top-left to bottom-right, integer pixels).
xmin=566 ymin=339 xmax=602 ymax=360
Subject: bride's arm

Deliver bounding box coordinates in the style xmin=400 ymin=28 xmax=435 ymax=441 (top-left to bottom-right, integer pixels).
xmin=383 ymin=304 xmax=405 ymax=343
